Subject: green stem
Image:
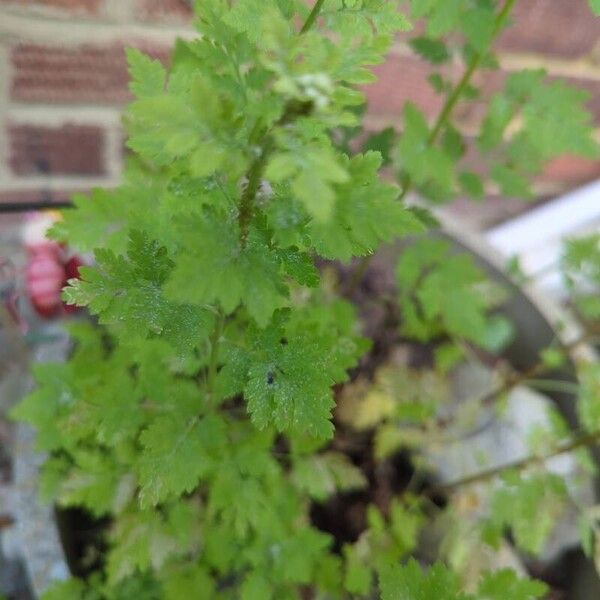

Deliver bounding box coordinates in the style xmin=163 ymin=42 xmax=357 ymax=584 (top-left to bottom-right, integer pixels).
xmin=475 ymin=331 xmax=591 ymax=410
xmin=237 ymin=0 xmax=324 ymax=246
xmin=430 ymin=428 xmax=600 ymax=496
xmin=206 ymin=311 xmax=225 ymax=403
xmin=300 ymin=0 xmax=326 ymax=34
xmin=523 ymin=378 xmax=580 ymax=395
xmin=238 ymin=139 xmax=271 ymax=247
xmin=347 ymin=0 xmax=518 ymax=293
xmin=398 ymin=0 xmax=516 ymax=202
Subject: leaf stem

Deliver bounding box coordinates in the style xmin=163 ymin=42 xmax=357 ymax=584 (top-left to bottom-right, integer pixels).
xmin=346 ymin=0 xmax=518 ymax=294
xmin=398 ymin=0 xmax=517 ymax=202
xmin=237 ymin=0 xmax=324 ymax=245
xmin=238 ymin=139 xmax=271 ymax=247
xmin=300 ymin=0 xmax=326 ymax=34
xmin=429 ymin=428 xmax=600 ymax=496
xmin=476 ymin=332 xmax=591 ymax=409
xmin=206 ymin=310 xmax=225 ymax=403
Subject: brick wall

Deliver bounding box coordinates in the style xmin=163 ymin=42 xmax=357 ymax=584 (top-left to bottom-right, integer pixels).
xmin=0 ymin=0 xmax=191 ymax=220
xmin=0 ymin=0 xmax=599 ymax=229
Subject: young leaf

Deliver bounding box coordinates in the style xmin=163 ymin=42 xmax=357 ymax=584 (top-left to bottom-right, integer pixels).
xmin=310 ymin=152 xmax=425 ymax=261
xmin=484 ymin=472 xmax=567 ymax=554
xmin=409 ymin=37 xmax=451 ymax=64
xmin=165 ymin=213 xmax=288 ymax=326
xmin=379 ymin=559 xmax=472 ymax=600
xmin=64 ymin=231 xmax=213 ymax=352
xmin=291 ymin=451 xmax=367 ymax=500
xmin=126 ymin=48 xmax=166 ymax=99
xmin=477 ymin=569 xmax=547 ymax=600
xmin=162 ymin=565 xmax=216 ymax=600
xmin=138 ymin=414 xmax=227 ymax=507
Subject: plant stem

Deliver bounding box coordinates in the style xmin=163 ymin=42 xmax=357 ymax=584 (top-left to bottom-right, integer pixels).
xmin=238 ymin=138 xmax=271 ymax=247
xmin=429 ymin=428 xmax=600 ymax=496
xmin=346 ymin=0 xmax=518 ymax=294
xmin=300 ymin=0 xmax=326 ymax=34
xmin=206 ymin=310 xmax=225 ymax=403
xmin=521 ymin=378 xmax=581 ymax=395
xmin=238 ymin=0 xmax=324 ymax=245
xmin=398 ymin=0 xmax=517 ymax=203
xmin=477 ymin=332 xmax=591 ymax=409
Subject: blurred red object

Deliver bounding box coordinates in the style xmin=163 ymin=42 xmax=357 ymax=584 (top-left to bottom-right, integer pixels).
xmin=23 ymin=212 xmax=83 ymax=319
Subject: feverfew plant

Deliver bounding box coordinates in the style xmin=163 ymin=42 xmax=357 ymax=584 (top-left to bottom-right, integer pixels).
xmin=13 ymin=1 xmax=600 ymax=599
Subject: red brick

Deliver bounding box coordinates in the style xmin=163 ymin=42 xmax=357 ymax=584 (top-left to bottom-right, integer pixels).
xmin=0 ymin=0 xmax=101 ymax=14
xmin=8 ymin=123 xmax=105 ymax=176
xmin=11 ymin=43 xmax=170 ymax=105
xmin=541 ymin=155 xmax=600 ymax=186
xmin=135 ymin=0 xmax=192 ymax=23
xmin=498 ymin=0 xmax=600 ymax=59
xmin=364 ymin=54 xmax=448 ymax=119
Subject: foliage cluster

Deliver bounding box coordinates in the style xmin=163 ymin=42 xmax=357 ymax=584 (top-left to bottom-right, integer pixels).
xmin=13 ymin=1 xmax=600 ymax=598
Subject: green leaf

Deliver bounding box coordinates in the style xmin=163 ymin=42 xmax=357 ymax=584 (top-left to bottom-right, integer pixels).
xmin=540 ymin=347 xmax=566 ymax=369
xmin=361 ymin=127 xmax=396 ymax=165
xmin=458 ymin=171 xmax=485 ymax=200
xmin=267 ymin=146 xmax=350 ymax=223
xmin=379 ymin=559 xmax=472 ymax=600
xmin=428 ymin=72 xmax=449 ymax=94
xmin=106 ymin=505 xmax=199 ymax=584
xmin=11 ymin=363 xmax=81 ymax=452
xmin=310 ymin=152 xmax=424 ymax=261
xmin=292 ymin=451 xmax=367 ymax=500
xmin=590 ymin=0 xmax=600 ymax=15
xmin=126 ymin=48 xmax=166 ymax=98
xmin=485 ymin=472 xmax=567 ymax=554
xmin=441 ymin=125 xmax=465 ymax=161
xmin=479 ymin=95 xmax=513 ymax=152
xmin=410 ymin=0 xmax=464 ymax=37
xmin=55 ymin=450 xmax=123 ymax=517
xmin=49 ymin=189 xmax=130 ymax=253
xmin=491 ymin=164 xmax=532 ymax=198
xmin=224 ymin=0 xmax=290 ymax=44
xmin=578 ymin=513 xmax=595 ymax=557
xmin=242 ymin=305 xmax=365 ymax=439
xmin=277 ymin=247 xmax=320 ymax=287
xmin=165 ymin=213 xmax=288 ymax=326
xmin=477 ymin=569 xmax=547 ymax=600
xmin=398 ymin=104 xmax=455 ymax=197
xmin=162 ymin=566 xmax=216 ymax=600
xmin=480 ymin=315 xmax=514 ymax=353
xmin=40 ymin=579 xmax=87 ymax=600
xmin=325 ymin=0 xmax=412 ymax=39
xmin=241 ymin=573 xmax=274 ymax=600
xmin=274 ymin=528 xmax=332 ymax=584
xmin=138 ymin=414 xmax=227 ymax=506
xmin=462 ymin=7 xmax=496 ymax=53
xmin=245 ymin=333 xmax=338 ymax=439
xmin=64 ymin=231 xmax=213 ymax=352
xmin=396 ymin=239 xmax=492 ymax=343
xmin=409 ymin=37 xmax=451 ymax=64
xmin=344 ymin=550 xmax=373 ymax=595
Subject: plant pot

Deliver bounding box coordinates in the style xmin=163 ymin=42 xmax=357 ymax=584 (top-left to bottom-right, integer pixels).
xmin=7 ymin=218 xmax=599 ymax=598
xmin=9 ymin=322 xmax=71 ymax=597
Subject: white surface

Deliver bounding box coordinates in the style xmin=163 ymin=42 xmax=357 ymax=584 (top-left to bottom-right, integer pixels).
xmin=485 ymin=179 xmax=600 ymax=296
